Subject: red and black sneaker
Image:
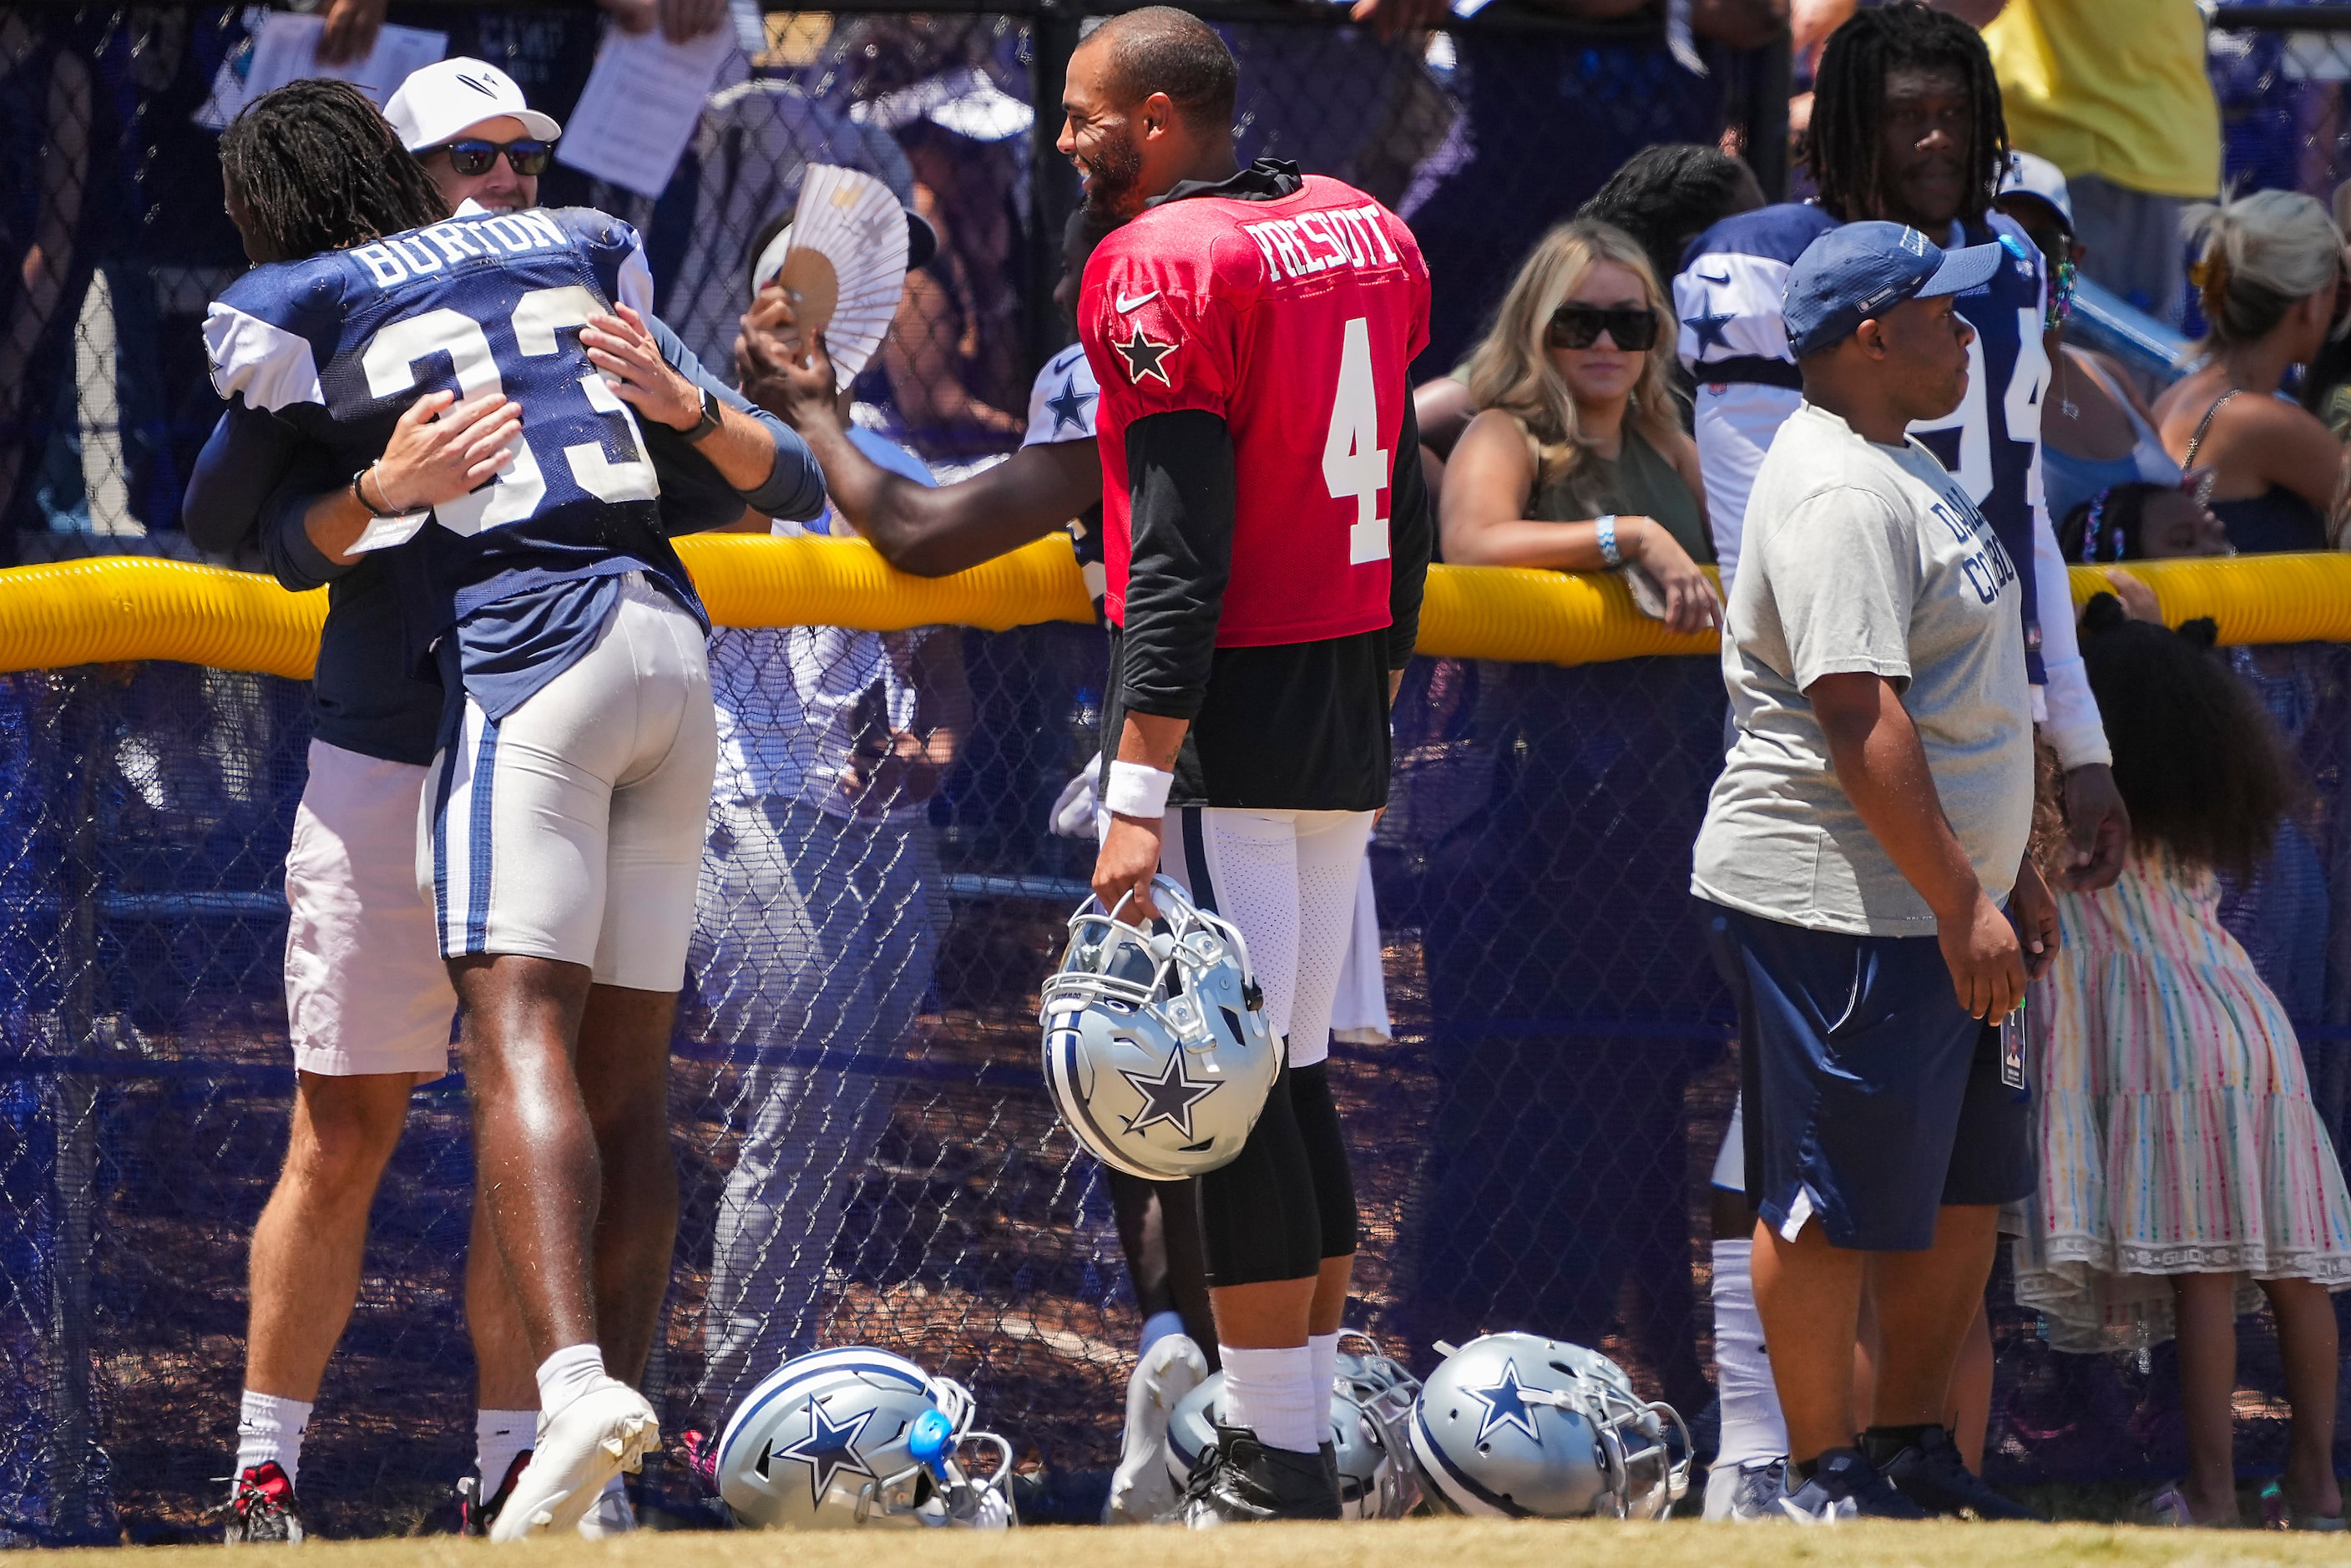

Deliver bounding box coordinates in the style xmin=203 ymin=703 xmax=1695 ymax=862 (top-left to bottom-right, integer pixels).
xmin=457 ymin=1450 xmax=533 ymax=1538
xmin=220 ymin=1462 xmax=305 ymax=1544
xmin=675 ymin=1429 xmax=720 ymax=1497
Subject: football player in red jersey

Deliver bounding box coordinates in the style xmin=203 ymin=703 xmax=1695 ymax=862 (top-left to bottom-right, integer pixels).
xmin=1061 ymin=7 xmax=1433 ymax=1523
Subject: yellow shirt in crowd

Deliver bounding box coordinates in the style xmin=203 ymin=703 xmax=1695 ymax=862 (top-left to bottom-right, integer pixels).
xmin=1983 ymin=0 xmax=2221 ymax=200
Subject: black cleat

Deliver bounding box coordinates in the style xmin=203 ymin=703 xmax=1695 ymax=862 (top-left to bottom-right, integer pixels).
xmin=1869 ymin=1426 xmax=2044 ymax=1520
xmin=220 ymin=1463 xmax=305 ymax=1544
xmin=1775 ymin=1448 xmax=1929 ymax=1523
xmin=1171 ymin=1424 xmax=1342 ymax=1525
xmin=457 ymin=1450 xmax=533 ymax=1538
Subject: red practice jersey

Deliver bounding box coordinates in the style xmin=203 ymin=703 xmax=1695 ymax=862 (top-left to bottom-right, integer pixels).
xmin=1079 ymin=170 xmax=1431 ymax=646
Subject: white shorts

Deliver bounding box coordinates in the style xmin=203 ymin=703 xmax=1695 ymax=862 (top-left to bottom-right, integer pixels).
xmin=420 ymin=575 xmax=719 ymax=991
xmin=284 ymin=739 xmax=457 ymax=1079
xmin=1155 ymin=806 xmax=1374 ymax=1070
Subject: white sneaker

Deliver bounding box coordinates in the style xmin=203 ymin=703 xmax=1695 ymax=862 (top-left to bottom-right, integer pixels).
xmin=488 ymin=1378 xmax=658 ymax=1543
xmin=1703 ymin=1456 xmax=1788 ymax=1522
xmin=576 ymin=1473 xmax=637 ymax=1538
xmin=1102 ymin=1333 xmax=1208 ymax=1525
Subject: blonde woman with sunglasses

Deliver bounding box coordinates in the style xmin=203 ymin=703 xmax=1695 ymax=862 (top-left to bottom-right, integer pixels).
xmin=1440 ymin=219 xmax=1721 ymax=634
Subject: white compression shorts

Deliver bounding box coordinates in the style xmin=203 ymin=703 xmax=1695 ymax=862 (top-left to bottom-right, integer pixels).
xmin=420 ymin=574 xmax=718 ymax=991
xmin=284 ymin=739 xmax=457 ymax=1079
xmin=1155 ymin=807 xmax=1374 ymax=1070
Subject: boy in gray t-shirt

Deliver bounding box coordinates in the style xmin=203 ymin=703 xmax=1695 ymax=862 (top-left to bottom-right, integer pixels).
xmin=1692 ymin=222 xmax=2057 ymax=1525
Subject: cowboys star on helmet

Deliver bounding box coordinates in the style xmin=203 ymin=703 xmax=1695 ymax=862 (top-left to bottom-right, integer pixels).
xmin=1040 ymin=875 xmax=1282 ymax=1180
xmin=1408 ymin=1332 xmax=1689 ymax=1520
xmin=715 ymin=1347 xmax=1017 ymax=1530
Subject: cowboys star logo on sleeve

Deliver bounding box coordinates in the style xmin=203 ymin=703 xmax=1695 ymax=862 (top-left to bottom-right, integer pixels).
xmin=1112 ymin=325 xmax=1178 ymax=388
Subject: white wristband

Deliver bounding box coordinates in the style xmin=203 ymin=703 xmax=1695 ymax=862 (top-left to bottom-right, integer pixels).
xmin=1103 ymin=760 xmax=1175 ymax=818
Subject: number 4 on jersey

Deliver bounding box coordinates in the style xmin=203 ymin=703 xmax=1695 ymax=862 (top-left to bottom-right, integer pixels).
xmin=1322 ymin=316 xmax=1389 ymax=564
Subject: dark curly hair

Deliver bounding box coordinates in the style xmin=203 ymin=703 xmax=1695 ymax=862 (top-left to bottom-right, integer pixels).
xmin=2078 ymin=593 xmax=2301 ymax=878
xmin=220 ymin=78 xmax=448 ymax=263
xmin=1577 ymin=144 xmax=1763 ymax=299
xmin=1808 ymin=3 xmax=2005 ymax=226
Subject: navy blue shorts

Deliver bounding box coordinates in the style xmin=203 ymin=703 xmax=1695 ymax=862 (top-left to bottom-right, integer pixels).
xmin=1701 ymin=900 xmax=2034 ymax=1251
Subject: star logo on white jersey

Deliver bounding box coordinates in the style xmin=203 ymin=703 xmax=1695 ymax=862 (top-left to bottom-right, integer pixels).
xmin=1112 ymin=326 xmax=1177 ymax=388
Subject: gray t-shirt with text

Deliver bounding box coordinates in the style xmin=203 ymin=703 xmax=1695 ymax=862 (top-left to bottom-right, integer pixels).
xmin=1691 ymin=401 xmax=2034 ymax=936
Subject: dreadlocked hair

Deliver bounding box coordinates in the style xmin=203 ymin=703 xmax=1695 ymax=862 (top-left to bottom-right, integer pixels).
xmin=220 ymin=79 xmax=448 ymax=263
xmin=2078 ymin=593 xmax=2303 ymax=880
xmin=1576 ymin=144 xmax=1762 ymax=300
xmin=1808 ymin=3 xmax=2005 ymax=226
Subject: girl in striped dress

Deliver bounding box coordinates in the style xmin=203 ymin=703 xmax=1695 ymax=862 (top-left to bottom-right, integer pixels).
xmin=2015 ymin=594 xmax=2351 ymax=1528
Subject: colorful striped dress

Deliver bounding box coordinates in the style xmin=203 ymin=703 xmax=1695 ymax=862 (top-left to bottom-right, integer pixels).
xmin=2012 ymin=848 xmax=2351 ymax=1353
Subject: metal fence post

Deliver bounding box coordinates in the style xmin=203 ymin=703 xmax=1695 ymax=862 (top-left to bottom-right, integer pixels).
xmin=1028 ymin=0 xmax=1084 ymax=377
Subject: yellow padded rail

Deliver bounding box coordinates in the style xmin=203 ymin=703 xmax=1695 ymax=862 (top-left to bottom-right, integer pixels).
xmin=0 ymin=541 xmax=2342 ymax=679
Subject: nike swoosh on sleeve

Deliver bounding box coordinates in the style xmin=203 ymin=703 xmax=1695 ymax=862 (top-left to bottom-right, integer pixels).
xmin=1115 ymin=289 xmax=1160 ymax=312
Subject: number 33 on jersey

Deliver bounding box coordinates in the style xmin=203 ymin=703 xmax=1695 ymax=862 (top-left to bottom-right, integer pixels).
xmin=1079 ymin=172 xmax=1430 ymax=646
xmin=203 ymin=207 xmax=662 ymax=549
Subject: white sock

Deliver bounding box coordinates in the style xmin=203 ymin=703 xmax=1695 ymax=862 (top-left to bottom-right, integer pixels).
xmin=535 ymin=1343 xmax=608 ymax=1421
xmin=476 ymin=1408 xmax=536 ymax=1490
xmin=1218 ymin=1343 xmax=1322 ymax=1455
xmin=234 ymin=1390 xmax=312 ymax=1491
xmin=1710 ymin=1239 xmax=1788 ymax=1466
xmin=1307 ymin=1332 xmax=1341 ymax=1404
xmin=1139 ymin=1311 xmax=1186 ymax=1357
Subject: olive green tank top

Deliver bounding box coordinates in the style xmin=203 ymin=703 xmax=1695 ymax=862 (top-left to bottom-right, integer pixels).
xmin=1526 ymin=422 xmax=1712 ymax=564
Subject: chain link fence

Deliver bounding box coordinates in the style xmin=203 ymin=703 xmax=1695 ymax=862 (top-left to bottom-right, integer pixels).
xmin=4 ymin=0 xmax=2348 ymax=1546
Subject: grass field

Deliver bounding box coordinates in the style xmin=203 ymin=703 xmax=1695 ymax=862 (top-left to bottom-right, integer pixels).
xmin=60 ymin=1520 xmax=2351 ymax=1568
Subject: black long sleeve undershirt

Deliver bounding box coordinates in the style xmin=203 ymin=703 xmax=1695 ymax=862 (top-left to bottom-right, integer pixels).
xmin=1105 ymin=397 xmax=1431 ymax=812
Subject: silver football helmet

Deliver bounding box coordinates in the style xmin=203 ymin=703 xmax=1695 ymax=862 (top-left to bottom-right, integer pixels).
xmin=1408 ymin=1333 xmax=1689 ymax=1520
xmin=715 ymin=1348 xmax=1017 ymax=1530
xmin=1040 ymin=876 xmax=1282 ymax=1180
xmin=1162 ymin=1332 xmax=1423 ymax=1520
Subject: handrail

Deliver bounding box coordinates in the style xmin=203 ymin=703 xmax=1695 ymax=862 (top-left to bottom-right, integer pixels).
xmin=0 ymin=540 xmax=2342 ymax=680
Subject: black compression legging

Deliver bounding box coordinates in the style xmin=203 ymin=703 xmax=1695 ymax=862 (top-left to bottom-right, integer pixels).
xmin=1195 ymin=1056 xmax=1358 ymax=1287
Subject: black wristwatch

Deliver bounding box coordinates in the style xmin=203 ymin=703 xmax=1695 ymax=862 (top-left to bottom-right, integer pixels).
xmin=682 ymin=386 xmax=724 ymax=444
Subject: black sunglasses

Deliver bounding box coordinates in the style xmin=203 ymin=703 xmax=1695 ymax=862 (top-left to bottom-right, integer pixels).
xmin=434 ymin=138 xmax=554 ymax=177
xmin=1547 ymin=303 xmax=1660 ymax=352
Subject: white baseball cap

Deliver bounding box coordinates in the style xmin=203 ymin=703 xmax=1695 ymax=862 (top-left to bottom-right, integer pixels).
xmin=1998 ymin=149 xmax=2073 ymax=229
xmin=383 ymin=58 xmax=562 ymax=153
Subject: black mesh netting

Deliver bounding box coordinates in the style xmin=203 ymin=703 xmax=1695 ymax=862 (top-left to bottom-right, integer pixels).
xmin=6 ymin=0 xmax=2351 ymax=1547
xmin=5 ymin=639 xmax=2351 ymax=1540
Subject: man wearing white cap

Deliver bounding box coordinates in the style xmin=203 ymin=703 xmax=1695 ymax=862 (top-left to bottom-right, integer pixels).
xmin=384 ymin=58 xmax=564 ymax=216
xmin=189 ymin=58 xmax=823 ymax=1546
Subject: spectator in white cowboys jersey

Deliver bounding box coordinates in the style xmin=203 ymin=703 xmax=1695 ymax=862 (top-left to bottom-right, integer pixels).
xmin=199 ymin=79 xmax=823 ymax=1541
xmin=1673 ymin=2 xmax=2127 ymax=1519
xmin=691 ymin=209 xmax=970 ymax=1428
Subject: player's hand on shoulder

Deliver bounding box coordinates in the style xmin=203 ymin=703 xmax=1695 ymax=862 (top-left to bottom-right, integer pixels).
xmin=375 ymin=390 xmax=522 ymax=513
xmin=582 ymin=304 xmax=704 ymax=432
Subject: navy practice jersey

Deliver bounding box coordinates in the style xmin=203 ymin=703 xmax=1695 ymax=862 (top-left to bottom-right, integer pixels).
xmin=203 ymin=207 xmax=700 ymax=664
xmin=1676 ymin=204 xmax=2052 ymax=683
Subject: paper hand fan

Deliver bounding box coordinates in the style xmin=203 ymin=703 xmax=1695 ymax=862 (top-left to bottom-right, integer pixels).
xmin=782 ymin=164 xmax=911 ymax=391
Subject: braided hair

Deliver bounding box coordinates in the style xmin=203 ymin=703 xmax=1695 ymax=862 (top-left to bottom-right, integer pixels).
xmin=1808 ymin=3 xmax=2005 ymax=226
xmin=220 ymin=79 xmax=448 ymax=263
xmin=1577 ymin=144 xmax=1763 ymax=298
xmin=2078 ymin=594 xmax=2301 ymax=879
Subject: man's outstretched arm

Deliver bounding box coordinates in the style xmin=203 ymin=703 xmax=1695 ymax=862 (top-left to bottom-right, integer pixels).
xmin=736 ymin=310 xmax=1101 ymax=575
